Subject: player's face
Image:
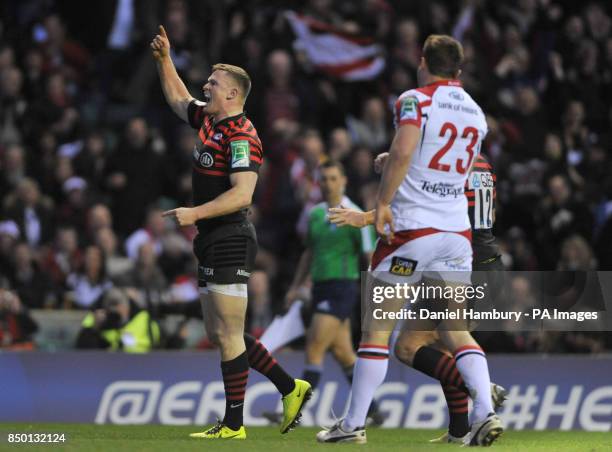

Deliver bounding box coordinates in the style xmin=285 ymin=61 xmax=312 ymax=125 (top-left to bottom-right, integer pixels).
xmin=202 ymin=71 xmax=238 ymax=114
xmin=320 ymin=167 xmax=346 ymax=202
xmin=202 ymin=72 xmax=222 ymax=113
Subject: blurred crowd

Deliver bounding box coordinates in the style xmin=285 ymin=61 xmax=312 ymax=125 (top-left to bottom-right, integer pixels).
xmin=0 ymin=0 xmax=611 ymax=352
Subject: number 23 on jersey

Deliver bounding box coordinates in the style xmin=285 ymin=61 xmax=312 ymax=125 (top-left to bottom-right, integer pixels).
xmin=428 ymin=121 xmax=479 ymax=174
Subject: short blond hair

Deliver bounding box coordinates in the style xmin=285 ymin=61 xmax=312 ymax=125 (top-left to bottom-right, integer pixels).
xmin=212 ymin=63 xmax=252 ymax=100
xmin=423 ymin=35 xmax=464 ymax=78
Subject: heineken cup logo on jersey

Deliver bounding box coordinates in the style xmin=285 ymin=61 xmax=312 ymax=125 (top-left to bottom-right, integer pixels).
xmin=400 ymin=96 xmax=418 ymax=120
xmin=231 ymin=140 xmax=250 ymax=168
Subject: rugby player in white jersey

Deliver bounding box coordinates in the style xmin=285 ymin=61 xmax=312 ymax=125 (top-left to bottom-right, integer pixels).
xmin=316 ymin=35 xmax=503 ymax=446
xmin=328 ymin=152 xmax=508 ymax=444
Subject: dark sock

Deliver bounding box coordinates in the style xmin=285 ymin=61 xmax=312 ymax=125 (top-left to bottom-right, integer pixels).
xmin=443 ymin=385 xmax=470 ymax=437
xmin=244 ymin=334 xmax=296 ymax=396
xmin=413 ymin=346 xmax=469 ymax=436
xmin=221 ymin=351 xmax=249 ymax=430
xmin=343 ymin=363 xmax=380 ymax=416
xmin=413 ymin=346 xmax=468 ymax=393
xmin=302 ymin=365 xmax=322 ymax=390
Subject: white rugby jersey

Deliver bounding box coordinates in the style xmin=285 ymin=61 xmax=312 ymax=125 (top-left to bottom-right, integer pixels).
xmin=391 ymin=79 xmax=488 ymax=232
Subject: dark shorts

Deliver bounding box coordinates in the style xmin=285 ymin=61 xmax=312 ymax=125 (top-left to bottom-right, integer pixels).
xmin=409 ymin=254 xmax=505 ymax=331
xmin=194 ymin=222 xmax=258 ymax=285
xmin=472 ymin=254 xmax=504 ymax=299
xmin=312 ymin=280 xmax=359 ymax=320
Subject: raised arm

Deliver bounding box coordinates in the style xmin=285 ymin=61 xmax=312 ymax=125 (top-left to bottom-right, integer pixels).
xmin=150 ymin=25 xmax=194 ymax=122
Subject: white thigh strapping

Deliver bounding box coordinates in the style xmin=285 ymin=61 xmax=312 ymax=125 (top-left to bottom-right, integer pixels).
xmin=199 ymin=283 xmax=248 ymax=298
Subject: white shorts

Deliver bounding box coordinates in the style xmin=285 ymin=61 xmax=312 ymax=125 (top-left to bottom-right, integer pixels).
xmin=199 ymin=283 xmax=248 ymax=298
xmin=369 ymin=228 xmax=472 ymax=285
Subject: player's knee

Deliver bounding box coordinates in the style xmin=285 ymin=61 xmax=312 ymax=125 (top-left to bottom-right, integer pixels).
xmin=207 ymin=328 xmax=222 ymax=346
xmin=207 ymin=324 xmax=240 ymax=348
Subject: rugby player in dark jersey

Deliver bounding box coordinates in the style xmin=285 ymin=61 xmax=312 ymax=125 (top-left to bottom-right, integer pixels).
xmin=151 ymin=25 xmax=311 ymax=440
xmin=327 ymin=152 xmax=506 ymax=444
xmin=466 ymin=154 xmax=502 ymax=272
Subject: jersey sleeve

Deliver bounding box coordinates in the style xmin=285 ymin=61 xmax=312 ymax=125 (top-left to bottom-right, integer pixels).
xmin=187 ymin=100 xmax=207 ymax=130
xmin=226 ymin=134 xmax=264 ymax=174
xmin=393 ymin=94 xmax=422 ymax=129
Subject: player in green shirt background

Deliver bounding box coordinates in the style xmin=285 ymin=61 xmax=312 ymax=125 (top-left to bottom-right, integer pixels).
xmin=283 ymin=160 xmax=383 ymax=424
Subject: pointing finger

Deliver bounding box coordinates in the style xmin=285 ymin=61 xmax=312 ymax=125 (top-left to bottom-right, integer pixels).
xmin=162 ymin=210 xmax=176 ymax=217
xmin=159 ymin=25 xmax=168 ymax=39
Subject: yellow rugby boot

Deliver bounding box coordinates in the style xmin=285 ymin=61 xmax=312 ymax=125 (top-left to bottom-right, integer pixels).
xmin=189 ymin=420 xmax=246 ymax=439
xmin=280 ymin=379 xmax=312 ymax=433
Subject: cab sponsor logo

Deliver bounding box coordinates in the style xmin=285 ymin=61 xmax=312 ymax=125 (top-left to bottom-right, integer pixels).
xmin=236 ymin=269 xmax=251 ymax=277
xmin=200 ymin=152 xmax=214 ymax=168
xmin=390 ymin=257 xmax=417 ymax=276
xmin=230 ymin=141 xmax=250 ymax=168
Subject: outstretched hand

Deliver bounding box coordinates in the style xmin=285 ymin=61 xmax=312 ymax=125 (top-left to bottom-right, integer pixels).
xmin=328 ymin=206 xmax=366 ymax=228
xmin=150 ymin=25 xmax=170 ymax=60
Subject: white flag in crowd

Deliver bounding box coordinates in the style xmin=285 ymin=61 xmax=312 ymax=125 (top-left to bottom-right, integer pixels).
xmin=285 ymin=11 xmax=385 ymax=81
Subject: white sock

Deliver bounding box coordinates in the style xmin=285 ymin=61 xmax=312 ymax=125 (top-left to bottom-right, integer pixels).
xmin=342 ymin=344 xmax=389 ymax=431
xmin=454 ymin=345 xmax=493 ymax=423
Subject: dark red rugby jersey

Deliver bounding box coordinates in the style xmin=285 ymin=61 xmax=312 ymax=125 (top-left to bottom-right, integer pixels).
xmin=465 ymin=154 xmax=499 ymax=261
xmin=187 ymin=100 xmax=263 ymax=231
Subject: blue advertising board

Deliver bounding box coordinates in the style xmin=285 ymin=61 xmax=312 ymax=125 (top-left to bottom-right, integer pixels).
xmin=0 ymin=352 xmax=610 ymax=431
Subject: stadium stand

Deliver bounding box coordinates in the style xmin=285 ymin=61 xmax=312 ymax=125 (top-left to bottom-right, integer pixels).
xmin=0 ymin=0 xmax=611 ymax=353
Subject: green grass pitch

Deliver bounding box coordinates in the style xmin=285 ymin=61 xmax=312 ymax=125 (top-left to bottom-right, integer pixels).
xmin=1 ymin=425 xmax=611 ymax=451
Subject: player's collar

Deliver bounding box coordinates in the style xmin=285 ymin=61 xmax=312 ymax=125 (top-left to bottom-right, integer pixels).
xmin=213 ymin=111 xmax=245 ymax=127
xmin=424 ymin=79 xmax=462 ymax=88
